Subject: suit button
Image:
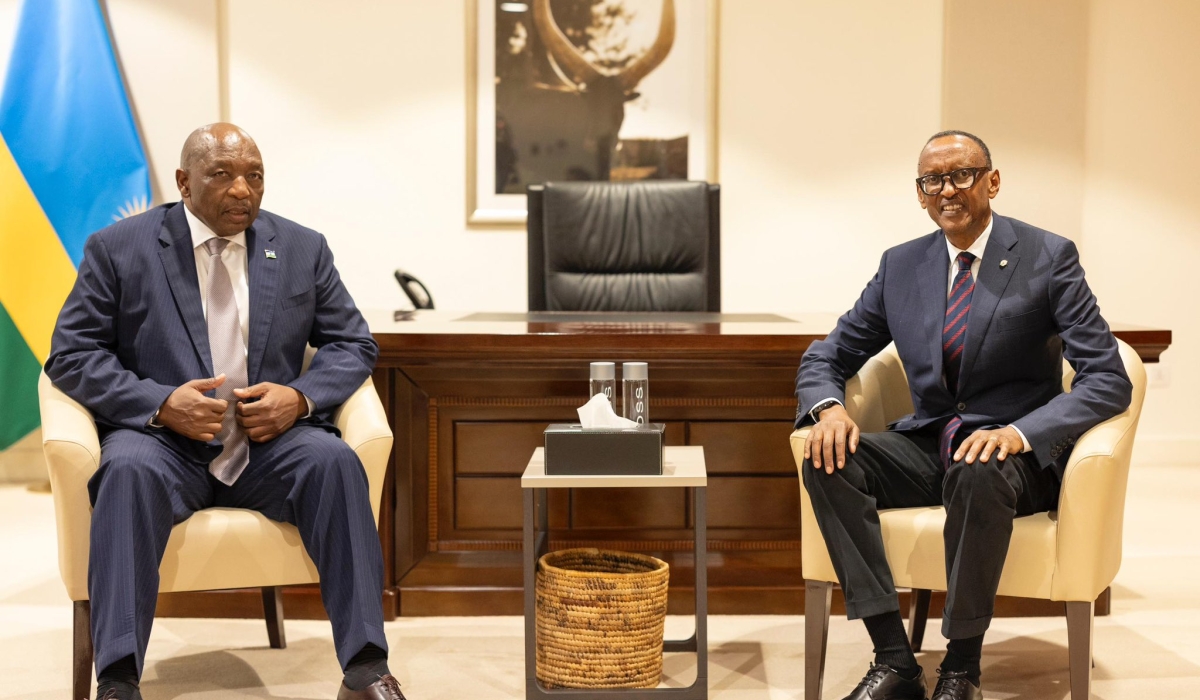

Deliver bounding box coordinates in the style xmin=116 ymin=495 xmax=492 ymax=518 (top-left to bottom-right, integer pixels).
xmin=956 ymin=402 xmax=966 ymax=412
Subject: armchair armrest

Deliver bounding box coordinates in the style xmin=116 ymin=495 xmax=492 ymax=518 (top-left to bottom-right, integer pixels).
xmin=332 ymin=377 xmax=393 ymax=526
xmin=1052 ymin=340 xmax=1147 ymax=601
xmin=39 ymin=372 xmax=102 ymax=600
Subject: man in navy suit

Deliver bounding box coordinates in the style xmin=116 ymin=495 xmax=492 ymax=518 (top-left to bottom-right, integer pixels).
xmin=45 ymin=124 xmax=405 ymax=700
xmin=796 ymin=131 xmax=1131 ymax=700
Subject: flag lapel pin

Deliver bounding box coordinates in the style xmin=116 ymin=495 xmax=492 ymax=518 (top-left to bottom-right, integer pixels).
xmin=265 ymin=249 xmax=277 ymax=259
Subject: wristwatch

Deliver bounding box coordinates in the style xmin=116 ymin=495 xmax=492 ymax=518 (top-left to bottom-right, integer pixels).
xmin=810 ymin=399 xmax=841 ymax=421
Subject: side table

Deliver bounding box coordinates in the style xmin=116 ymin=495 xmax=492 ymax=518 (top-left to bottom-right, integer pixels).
xmin=522 ymin=446 xmax=709 ymax=700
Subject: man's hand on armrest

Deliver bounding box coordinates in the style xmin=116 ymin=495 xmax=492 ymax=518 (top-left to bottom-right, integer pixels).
xmin=234 ymin=382 xmax=308 ymax=443
xmin=805 ymin=404 xmax=861 ymax=475
xmin=155 ymin=375 xmax=229 ymax=441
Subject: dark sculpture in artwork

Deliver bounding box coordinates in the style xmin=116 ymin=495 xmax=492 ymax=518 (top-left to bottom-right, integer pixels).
xmin=495 ymin=0 xmax=681 ymax=192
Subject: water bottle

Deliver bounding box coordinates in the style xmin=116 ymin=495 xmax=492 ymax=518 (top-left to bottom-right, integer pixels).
xmin=589 ymin=362 xmax=616 ymax=408
xmin=622 ymin=362 xmax=649 ymax=425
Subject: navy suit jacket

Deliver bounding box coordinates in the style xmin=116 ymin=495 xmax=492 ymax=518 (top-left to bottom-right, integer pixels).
xmin=795 ymin=214 xmax=1132 ymax=476
xmin=46 ymin=202 xmax=378 ymax=443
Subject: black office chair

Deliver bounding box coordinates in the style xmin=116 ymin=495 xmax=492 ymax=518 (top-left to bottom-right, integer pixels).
xmin=526 ymin=181 xmax=720 ymax=312
xmin=394 ymin=269 xmax=434 ymax=310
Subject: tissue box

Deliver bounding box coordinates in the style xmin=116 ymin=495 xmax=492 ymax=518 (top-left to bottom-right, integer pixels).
xmin=543 ymin=423 xmax=665 ymax=476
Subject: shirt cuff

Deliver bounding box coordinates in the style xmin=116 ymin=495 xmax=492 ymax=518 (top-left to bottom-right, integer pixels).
xmin=1008 ymin=424 xmax=1032 ymax=453
xmin=301 ymin=393 xmax=315 ymax=419
xmin=810 ymin=397 xmax=843 ymax=423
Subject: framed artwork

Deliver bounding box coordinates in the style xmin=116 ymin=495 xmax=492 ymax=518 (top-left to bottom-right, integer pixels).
xmin=467 ymin=0 xmax=719 ymax=224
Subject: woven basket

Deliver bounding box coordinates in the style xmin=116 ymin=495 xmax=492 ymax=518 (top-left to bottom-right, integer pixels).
xmin=535 ymin=548 xmax=670 ymax=689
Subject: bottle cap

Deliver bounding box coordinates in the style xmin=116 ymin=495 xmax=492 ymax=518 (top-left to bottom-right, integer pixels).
xmin=589 ymin=362 xmax=615 ymax=379
xmin=622 ymin=362 xmax=648 ymax=380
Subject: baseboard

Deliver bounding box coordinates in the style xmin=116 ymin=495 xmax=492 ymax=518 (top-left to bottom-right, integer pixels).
xmin=0 ymin=428 xmax=47 ymax=484
xmin=1131 ymin=435 xmax=1200 ymax=466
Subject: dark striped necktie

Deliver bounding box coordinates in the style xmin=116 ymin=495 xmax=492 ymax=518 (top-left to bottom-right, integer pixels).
xmin=939 ymin=251 xmax=976 ymax=468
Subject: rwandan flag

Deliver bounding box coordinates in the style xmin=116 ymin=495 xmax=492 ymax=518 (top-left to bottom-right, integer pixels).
xmin=0 ymin=0 xmax=151 ymax=451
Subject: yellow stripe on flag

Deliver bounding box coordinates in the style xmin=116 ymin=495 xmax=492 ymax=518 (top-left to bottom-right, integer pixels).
xmin=0 ymin=134 xmax=77 ymax=363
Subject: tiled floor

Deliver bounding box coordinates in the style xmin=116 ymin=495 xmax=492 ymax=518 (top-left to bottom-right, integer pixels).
xmin=3 ymin=460 xmax=1198 ymax=699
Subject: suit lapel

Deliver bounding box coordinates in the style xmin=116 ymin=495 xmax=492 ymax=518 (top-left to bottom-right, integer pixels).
xmin=158 ymin=203 xmax=214 ymax=376
xmin=958 ymin=215 xmax=1019 ymax=390
xmin=917 ymin=235 xmax=949 ymax=390
xmin=245 ymin=221 xmax=280 ymax=385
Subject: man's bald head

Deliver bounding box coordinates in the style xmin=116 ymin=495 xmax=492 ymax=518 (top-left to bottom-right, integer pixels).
xmin=179 ymin=123 xmax=259 ymax=170
xmin=175 ymin=122 xmax=265 ymax=237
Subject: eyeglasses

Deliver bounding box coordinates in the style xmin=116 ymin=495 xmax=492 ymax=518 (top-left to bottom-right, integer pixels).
xmin=915 ymin=167 xmax=990 ymax=196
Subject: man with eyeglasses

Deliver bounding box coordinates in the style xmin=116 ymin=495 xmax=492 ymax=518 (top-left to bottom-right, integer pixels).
xmin=795 ymin=131 xmax=1131 ymax=700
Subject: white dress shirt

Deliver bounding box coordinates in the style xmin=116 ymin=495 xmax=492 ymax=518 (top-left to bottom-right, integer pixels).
xmin=185 ymin=205 xmax=250 ymax=346
xmin=945 ymin=216 xmax=991 ymax=294
xmin=810 ymin=213 xmax=1031 ymax=454
xmin=183 ymin=204 xmax=313 ymax=417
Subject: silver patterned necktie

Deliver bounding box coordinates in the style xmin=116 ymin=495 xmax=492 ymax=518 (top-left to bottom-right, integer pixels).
xmin=204 ymin=237 xmax=249 ymax=484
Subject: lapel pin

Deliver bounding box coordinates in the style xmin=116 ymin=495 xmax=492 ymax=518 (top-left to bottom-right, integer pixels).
xmin=265 ymin=249 xmax=277 ymax=259
xmin=1000 ymin=259 xmax=1008 ymax=268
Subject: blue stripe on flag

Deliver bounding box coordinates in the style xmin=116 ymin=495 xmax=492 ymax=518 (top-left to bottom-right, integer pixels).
xmin=0 ymin=0 xmax=151 ymax=266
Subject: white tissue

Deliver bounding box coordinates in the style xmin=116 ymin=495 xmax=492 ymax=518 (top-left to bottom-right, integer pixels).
xmin=577 ymin=393 xmax=639 ymax=429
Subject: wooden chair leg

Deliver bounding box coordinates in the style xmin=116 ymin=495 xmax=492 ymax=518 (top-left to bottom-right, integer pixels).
xmin=805 ymin=580 xmax=833 ymax=700
xmin=262 ymin=586 xmax=287 ymax=649
xmin=1066 ymin=600 xmax=1094 ymax=700
xmin=907 ymin=588 xmax=932 ymax=653
xmin=73 ymin=601 xmax=93 ymax=700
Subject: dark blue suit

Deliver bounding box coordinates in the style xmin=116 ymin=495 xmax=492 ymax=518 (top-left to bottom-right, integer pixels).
xmin=45 ymin=202 xmax=386 ymax=676
xmin=796 ymin=214 xmax=1131 ymax=637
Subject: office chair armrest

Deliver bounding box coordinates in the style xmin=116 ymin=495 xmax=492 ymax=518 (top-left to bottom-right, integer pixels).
xmin=332 ymin=377 xmax=393 ymax=525
xmin=39 ymin=372 xmax=102 ymax=601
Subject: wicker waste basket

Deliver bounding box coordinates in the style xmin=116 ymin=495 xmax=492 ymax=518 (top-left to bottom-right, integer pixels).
xmin=535 ymin=548 xmax=670 ymax=689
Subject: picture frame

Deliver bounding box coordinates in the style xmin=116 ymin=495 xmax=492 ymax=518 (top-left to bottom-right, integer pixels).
xmin=466 ymin=0 xmax=719 ymax=225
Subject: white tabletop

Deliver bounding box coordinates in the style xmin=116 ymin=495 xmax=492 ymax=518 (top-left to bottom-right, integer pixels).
xmin=521 ymin=446 xmax=707 ymax=488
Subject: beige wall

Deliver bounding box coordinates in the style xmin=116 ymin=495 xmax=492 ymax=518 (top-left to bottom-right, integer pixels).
xmin=719 ymin=1 xmax=943 ymax=314
xmin=1081 ymin=0 xmax=1200 ymax=463
xmin=0 ymin=0 xmax=1195 ymax=476
xmin=943 ymin=0 xmax=1089 ymax=244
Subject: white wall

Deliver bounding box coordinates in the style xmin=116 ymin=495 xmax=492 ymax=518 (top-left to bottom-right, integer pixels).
xmin=226 ymin=0 xmax=528 ymax=313
xmin=1081 ymin=0 xmax=1200 ymax=463
xmin=942 ymin=0 xmax=1089 ymax=244
xmin=719 ymin=1 xmax=943 ymax=314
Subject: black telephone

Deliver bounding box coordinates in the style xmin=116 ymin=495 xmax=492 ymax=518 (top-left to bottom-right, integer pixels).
xmin=393 ymin=269 xmax=434 ymax=310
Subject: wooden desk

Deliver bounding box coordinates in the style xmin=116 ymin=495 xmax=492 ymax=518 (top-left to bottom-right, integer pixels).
xmin=157 ymin=311 xmax=1171 ymax=620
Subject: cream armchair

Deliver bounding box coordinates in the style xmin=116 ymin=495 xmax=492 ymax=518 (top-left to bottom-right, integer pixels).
xmin=39 ymin=371 xmax=393 ymax=700
xmin=789 ymin=340 xmax=1146 ymax=700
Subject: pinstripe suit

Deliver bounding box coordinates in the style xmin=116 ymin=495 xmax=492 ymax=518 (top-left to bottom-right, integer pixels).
xmin=45 ymin=202 xmax=386 ymax=677
xmin=795 ymin=215 xmax=1131 ymax=638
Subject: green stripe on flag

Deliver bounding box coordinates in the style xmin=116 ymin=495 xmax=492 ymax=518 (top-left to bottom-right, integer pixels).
xmin=0 ymin=301 xmax=41 ymax=450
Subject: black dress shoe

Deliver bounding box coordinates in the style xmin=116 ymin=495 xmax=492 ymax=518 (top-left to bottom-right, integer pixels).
xmin=839 ymin=663 xmax=928 ymax=700
xmin=931 ymin=669 xmax=982 ymax=700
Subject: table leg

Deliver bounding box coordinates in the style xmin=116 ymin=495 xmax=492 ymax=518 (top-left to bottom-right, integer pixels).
xmin=525 ymin=488 xmax=538 ymax=696
xmin=693 ymin=486 xmax=708 ymax=698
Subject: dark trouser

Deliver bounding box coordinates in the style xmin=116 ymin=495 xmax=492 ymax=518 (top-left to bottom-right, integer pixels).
xmin=802 ymin=428 xmax=1060 ymax=639
xmin=86 ymin=425 xmax=388 ymax=678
